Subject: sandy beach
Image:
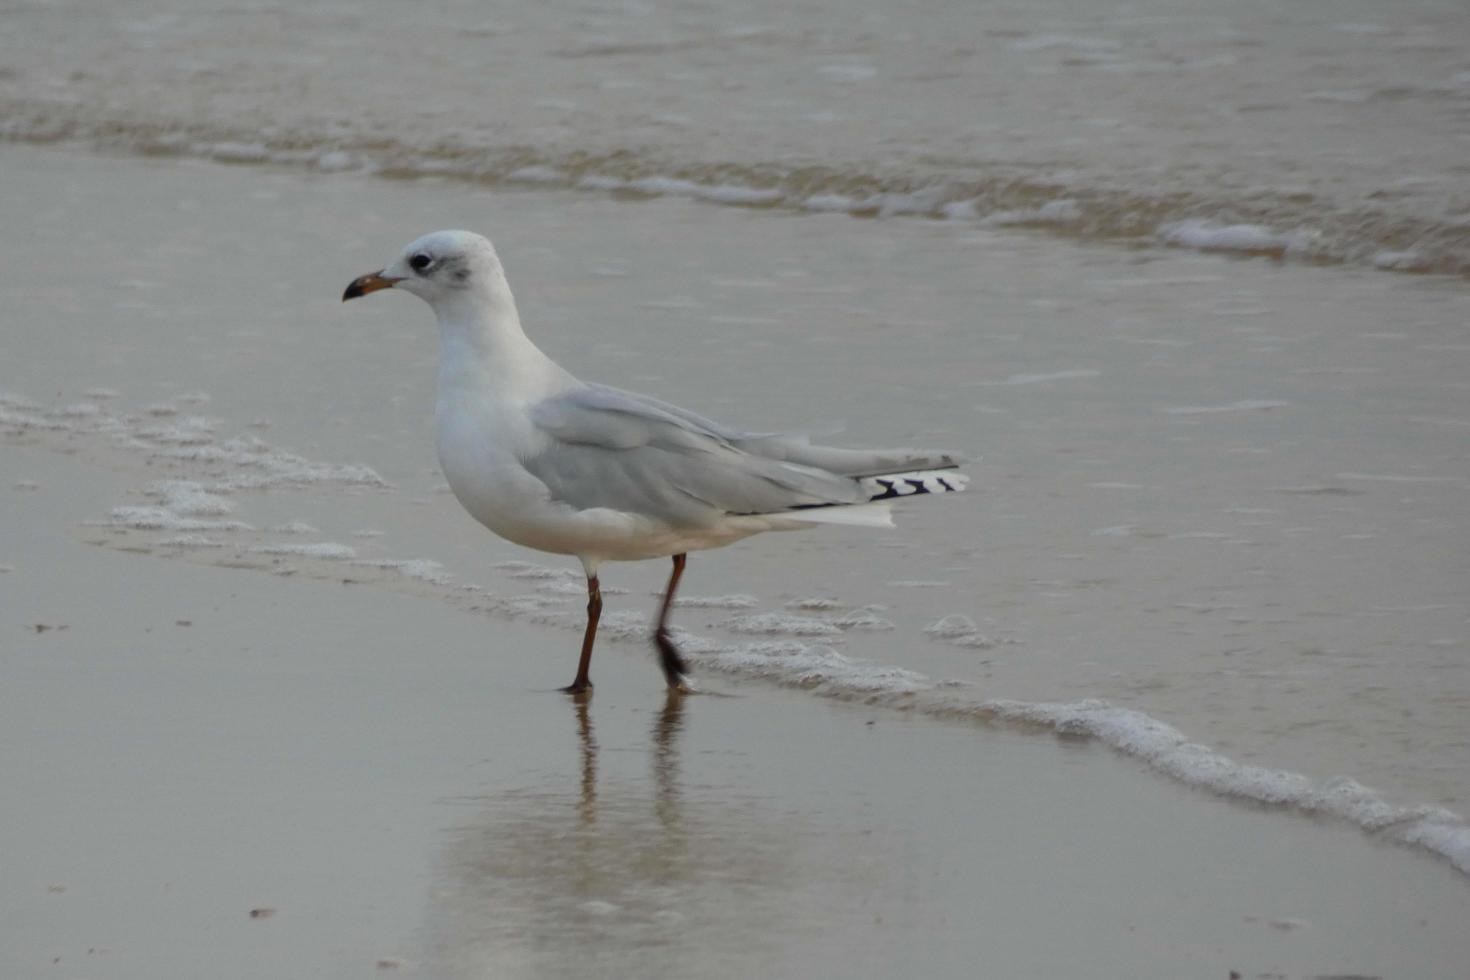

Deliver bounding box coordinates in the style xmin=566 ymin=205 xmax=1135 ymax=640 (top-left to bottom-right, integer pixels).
xmin=3 ymin=142 xmax=1469 ymax=977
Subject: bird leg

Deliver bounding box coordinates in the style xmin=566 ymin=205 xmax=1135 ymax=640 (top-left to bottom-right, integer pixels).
xmin=562 ymin=574 xmax=601 ymax=694
xmin=654 ymin=554 xmax=691 ymax=691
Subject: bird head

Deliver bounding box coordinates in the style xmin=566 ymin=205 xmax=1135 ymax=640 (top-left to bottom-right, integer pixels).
xmin=342 ymin=230 xmax=502 ymax=306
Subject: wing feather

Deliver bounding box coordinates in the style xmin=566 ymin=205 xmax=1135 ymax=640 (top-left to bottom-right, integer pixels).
xmin=524 ymin=384 xmax=967 ymax=525
xmin=525 ymin=386 xmax=865 ymax=524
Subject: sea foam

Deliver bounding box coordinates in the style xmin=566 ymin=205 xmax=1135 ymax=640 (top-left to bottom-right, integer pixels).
xmin=10 ymin=386 xmax=1468 ymax=881
xmin=1158 ymin=220 xmax=1317 ymax=257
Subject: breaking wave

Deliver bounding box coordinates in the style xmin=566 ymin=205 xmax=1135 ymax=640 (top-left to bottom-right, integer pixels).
xmin=3 ymin=108 xmax=1467 ymax=278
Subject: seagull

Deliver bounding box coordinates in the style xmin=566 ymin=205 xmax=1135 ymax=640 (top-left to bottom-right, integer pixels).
xmin=343 ymin=230 xmax=968 ymax=694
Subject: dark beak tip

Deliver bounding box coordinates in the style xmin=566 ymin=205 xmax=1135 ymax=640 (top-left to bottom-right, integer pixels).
xmin=343 ymin=271 xmax=395 ymax=302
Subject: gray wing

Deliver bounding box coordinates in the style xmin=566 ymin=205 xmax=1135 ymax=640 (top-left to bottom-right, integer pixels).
xmin=524 ymin=385 xmax=864 ymax=525
xmin=587 ymin=386 xmax=965 ymax=477
xmin=524 ymin=384 xmax=963 ymax=526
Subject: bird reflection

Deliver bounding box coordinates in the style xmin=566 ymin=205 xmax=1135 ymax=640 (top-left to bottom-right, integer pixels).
xmin=570 ymin=689 xmax=687 ymax=834
xmin=652 ymin=693 xmax=685 ymax=852
xmin=571 ymin=690 xmax=597 ymax=826
xmin=432 ymin=692 xmax=799 ymax=975
xmin=652 ymin=692 xmax=686 ymax=841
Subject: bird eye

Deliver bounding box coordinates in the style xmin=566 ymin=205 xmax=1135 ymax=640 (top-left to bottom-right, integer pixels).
xmin=409 ymin=252 xmax=433 ymax=272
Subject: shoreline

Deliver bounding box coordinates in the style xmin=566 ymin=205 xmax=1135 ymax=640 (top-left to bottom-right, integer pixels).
xmin=5 ymin=380 xmax=1468 ymax=881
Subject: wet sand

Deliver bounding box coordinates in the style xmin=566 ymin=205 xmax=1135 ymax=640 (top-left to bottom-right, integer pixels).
xmin=5 ymin=449 xmax=1469 ymax=979
xmin=3 ymin=144 xmax=1470 ymax=977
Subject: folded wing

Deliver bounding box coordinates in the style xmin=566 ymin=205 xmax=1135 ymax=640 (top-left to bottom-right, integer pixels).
xmin=525 ymin=384 xmax=964 ymax=526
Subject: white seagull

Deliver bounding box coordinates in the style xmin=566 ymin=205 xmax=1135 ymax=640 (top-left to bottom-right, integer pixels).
xmin=343 ymin=230 xmax=968 ymax=693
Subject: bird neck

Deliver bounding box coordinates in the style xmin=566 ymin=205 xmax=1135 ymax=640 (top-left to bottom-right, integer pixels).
xmin=433 ymin=276 xmax=575 ymax=403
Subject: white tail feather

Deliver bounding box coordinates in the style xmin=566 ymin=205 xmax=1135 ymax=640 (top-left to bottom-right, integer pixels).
xmin=779 ymin=502 xmax=896 ymax=528
xmin=761 ymin=467 xmax=966 ymax=530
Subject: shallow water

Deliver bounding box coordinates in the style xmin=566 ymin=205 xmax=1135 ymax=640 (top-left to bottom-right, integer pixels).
xmin=2 ymin=0 xmax=1470 ymax=952
xmin=3 ymin=2 xmax=1470 ymax=964
xmin=3 ymin=143 xmax=1467 ymax=888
